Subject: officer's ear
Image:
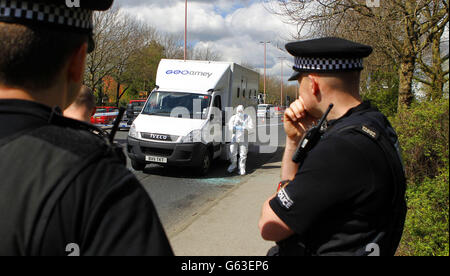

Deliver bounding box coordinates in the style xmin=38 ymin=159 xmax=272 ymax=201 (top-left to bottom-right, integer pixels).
xmin=308 ymin=74 xmax=320 ymax=96
xmin=66 ymin=42 xmax=88 ymax=84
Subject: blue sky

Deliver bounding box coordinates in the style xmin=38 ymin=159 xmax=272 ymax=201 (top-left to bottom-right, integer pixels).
xmin=114 ymin=0 xmax=298 ymax=81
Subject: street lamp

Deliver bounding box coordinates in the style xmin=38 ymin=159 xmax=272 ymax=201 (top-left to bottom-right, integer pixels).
xmin=260 ymin=41 xmax=271 ymax=104
xmin=278 ymin=57 xmax=286 ymax=107
xmin=184 ymin=0 xmax=188 ymax=61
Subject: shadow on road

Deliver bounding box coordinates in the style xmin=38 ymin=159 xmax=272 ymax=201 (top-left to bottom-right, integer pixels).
xmin=141 ymin=145 xmax=284 ymax=179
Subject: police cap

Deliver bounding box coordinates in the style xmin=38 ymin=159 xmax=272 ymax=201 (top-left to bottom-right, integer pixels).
xmin=0 ymin=0 xmax=114 ymax=52
xmin=286 ymin=37 xmax=373 ymax=81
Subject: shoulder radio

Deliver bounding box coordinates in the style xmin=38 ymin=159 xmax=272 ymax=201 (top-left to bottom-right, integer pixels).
xmin=292 ymin=104 xmax=334 ymax=164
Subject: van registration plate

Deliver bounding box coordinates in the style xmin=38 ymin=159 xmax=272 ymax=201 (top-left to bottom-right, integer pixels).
xmin=145 ymin=156 xmax=168 ymax=164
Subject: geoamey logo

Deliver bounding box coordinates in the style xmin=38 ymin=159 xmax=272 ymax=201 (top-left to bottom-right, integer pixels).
xmin=166 ymin=70 xmax=213 ymax=78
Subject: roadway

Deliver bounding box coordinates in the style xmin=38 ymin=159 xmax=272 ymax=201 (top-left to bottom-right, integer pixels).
xmin=113 ymin=116 xmax=286 ymax=236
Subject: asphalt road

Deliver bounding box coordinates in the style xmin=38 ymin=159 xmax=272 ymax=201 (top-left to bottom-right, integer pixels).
xmin=113 ymin=117 xmax=286 ymax=236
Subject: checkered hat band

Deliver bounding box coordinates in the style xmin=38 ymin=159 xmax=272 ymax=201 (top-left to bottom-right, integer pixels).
xmin=0 ymin=0 xmax=93 ymax=31
xmin=294 ymin=57 xmax=364 ymax=71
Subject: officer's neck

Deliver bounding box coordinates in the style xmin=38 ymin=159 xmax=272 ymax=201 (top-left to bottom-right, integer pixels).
xmin=325 ymin=92 xmax=362 ymax=121
xmin=0 ymin=84 xmax=67 ymax=110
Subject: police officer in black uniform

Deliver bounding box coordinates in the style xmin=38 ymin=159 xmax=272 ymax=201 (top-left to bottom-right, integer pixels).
xmin=258 ymin=37 xmax=407 ymax=256
xmin=0 ymin=0 xmax=173 ymax=256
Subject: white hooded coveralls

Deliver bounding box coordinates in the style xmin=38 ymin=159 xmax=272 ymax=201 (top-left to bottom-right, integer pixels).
xmin=228 ymin=105 xmax=254 ymax=175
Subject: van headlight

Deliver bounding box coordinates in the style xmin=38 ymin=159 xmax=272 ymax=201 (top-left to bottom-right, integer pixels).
xmin=128 ymin=124 xmax=140 ymax=139
xmin=181 ymin=130 xmax=202 ymax=143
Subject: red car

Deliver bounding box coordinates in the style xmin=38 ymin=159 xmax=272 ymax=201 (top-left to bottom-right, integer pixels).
xmin=90 ymin=106 xmax=119 ymax=125
xmin=274 ymin=106 xmax=286 ymax=117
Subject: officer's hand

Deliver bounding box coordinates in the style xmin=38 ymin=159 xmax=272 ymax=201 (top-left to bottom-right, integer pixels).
xmin=283 ymin=98 xmax=317 ymax=143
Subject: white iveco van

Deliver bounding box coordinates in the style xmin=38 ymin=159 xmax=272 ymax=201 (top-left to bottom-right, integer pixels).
xmin=127 ymin=59 xmax=259 ymax=175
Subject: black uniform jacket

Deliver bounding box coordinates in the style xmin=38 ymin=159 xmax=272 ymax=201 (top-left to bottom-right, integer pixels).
xmin=0 ymin=100 xmax=173 ymax=256
xmin=270 ymin=102 xmax=405 ymax=256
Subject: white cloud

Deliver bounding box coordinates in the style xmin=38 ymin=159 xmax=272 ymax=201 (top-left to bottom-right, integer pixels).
xmin=117 ymin=0 xmax=298 ymax=81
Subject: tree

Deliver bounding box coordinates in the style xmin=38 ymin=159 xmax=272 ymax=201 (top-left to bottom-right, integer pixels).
xmin=84 ymin=7 xmax=162 ymax=106
xmin=109 ymin=18 xmax=158 ymax=106
xmin=84 ymin=7 xmax=122 ymax=103
xmin=191 ymin=44 xmax=222 ymax=61
xmin=158 ymin=32 xmax=185 ymax=59
xmin=124 ymin=41 xmax=165 ymax=95
xmin=258 ymin=75 xmax=298 ymax=105
xmin=265 ymin=0 xmax=449 ymax=109
xmin=415 ymin=2 xmax=449 ymax=101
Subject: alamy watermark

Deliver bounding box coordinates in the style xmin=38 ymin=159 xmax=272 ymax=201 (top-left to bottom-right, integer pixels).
xmin=167 ymin=104 xmax=281 ymax=153
xmin=366 ymin=243 xmax=380 ymax=256
xmin=65 ymin=0 xmax=80 ymax=8
xmin=66 ymin=243 xmax=80 ymax=256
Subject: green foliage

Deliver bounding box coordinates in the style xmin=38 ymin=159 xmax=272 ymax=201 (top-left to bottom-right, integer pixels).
xmin=126 ymin=41 xmax=164 ymax=92
xmin=107 ymin=41 xmax=165 ymax=106
xmin=401 ymin=168 xmax=449 ymax=256
xmin=362 ymin=70 xmax=399 ymax=118
xmin=392 ymin=98 xmax=449 ymax=256
xmin=392 ymin=99 xmax=449 ymax=184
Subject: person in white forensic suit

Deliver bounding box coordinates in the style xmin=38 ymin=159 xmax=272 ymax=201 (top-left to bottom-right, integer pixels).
xmin=228 ymin=105 xmax=254 ymax=175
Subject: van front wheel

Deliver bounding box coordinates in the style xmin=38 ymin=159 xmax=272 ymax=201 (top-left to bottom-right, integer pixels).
xmin=197 ymin=151 xmax=212 ymax=176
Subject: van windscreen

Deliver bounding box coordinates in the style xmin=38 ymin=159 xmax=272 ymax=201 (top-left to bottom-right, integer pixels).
xmin=142 ymin=91 xmax=211 ymax=119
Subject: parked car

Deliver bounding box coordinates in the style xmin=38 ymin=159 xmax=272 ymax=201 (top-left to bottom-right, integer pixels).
xmin=274 ymin=106 xmax=286 ymax=117
xmin=90 ymin=106 xmax=119 ymax=126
